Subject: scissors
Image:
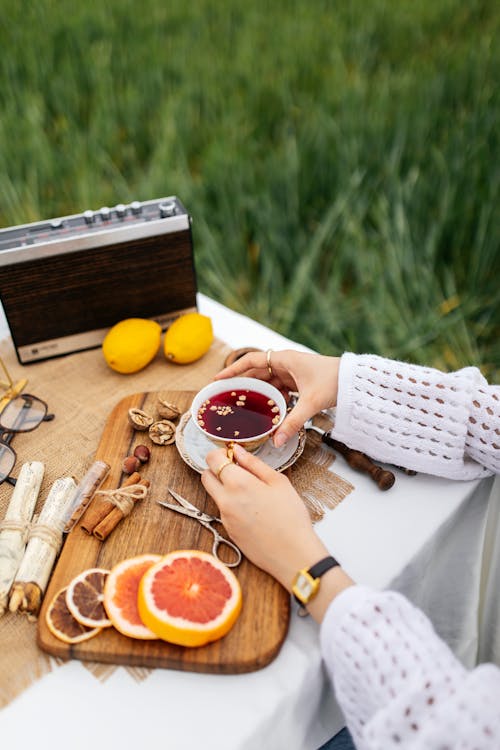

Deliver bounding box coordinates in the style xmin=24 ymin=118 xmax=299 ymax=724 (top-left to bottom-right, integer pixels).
xmin=157 ymin=488 xmax=242 ymax=567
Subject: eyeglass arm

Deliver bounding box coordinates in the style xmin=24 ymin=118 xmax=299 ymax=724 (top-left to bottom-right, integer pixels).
xmin=0 ymin=378 xmax=28 ymax=415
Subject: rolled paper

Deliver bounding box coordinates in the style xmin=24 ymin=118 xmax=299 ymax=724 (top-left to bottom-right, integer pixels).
xmin=63 ymin=460 xmax=110 ymax=533
xmin=0 ymin=462 xmax=44 ymax=616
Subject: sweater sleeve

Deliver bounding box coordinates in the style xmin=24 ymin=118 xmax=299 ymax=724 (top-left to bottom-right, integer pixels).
xmin=320 ymin=586 xmax=500 ymax=750
xmin=332 ymin=352 xmax=500 ymax=480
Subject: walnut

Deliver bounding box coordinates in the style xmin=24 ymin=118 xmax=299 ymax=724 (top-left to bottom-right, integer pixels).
xmin=128 ymin=408 xmax=154 ymax=431
xmin=148 ymin=420 xmax=176 ymax=445
xmin=157 ymin=399 xmax=181 ymax=421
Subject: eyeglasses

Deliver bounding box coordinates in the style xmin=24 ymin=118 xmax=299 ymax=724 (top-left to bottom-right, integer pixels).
xmin=0 ymin=358 xmax=54 ymax=487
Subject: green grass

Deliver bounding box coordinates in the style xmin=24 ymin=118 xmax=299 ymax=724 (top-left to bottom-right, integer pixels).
xmin=1 ymin=0 xmax=499 ymax=377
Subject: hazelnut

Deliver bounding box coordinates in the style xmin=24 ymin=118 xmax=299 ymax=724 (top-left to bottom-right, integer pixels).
xmin=122 ymin=455 xmax=141 ymax=474
xmin=128 ymin=408 xmax=154 ymax=431
xmin=133 ymin=444 xmax=151 ymax=463
xmin=148 ymin=419 xmax=176 ymax=445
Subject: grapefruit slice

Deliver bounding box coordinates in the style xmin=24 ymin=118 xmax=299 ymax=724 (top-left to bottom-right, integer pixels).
xmin=66 ymin=568 xmax=112 ymax=628
xmin=103 ymin=554 xmax=161 ymax=639
xmin=138 ymin=550 xmax=242 ymax=647
xmin=46 ymin=587 xmax=102 ymax=644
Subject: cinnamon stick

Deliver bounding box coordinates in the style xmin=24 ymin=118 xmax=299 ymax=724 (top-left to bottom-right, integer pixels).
xmin=92 ymin=478 xmax=150 ymax=541
xmin=80 ymin=472 xmax=141 ymax=534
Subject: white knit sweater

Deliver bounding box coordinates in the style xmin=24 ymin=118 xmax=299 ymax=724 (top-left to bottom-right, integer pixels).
xmin=321 ymin=353 xmax=500 ymax=748
xmin=321 ymin=587 xmax=500 ymax=749
xmin=333 ymin=353 xmax=500 ymax=479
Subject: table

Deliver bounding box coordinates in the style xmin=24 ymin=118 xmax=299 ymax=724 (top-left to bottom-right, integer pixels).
xmin=0 ymin=293 xmax=497 ymax=750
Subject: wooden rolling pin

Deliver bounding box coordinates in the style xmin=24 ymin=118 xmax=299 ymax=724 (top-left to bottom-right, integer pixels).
xmin=306 ymin=423 xmax=395 ymax=490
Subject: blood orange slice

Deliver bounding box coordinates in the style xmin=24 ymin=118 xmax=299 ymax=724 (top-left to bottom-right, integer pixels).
xmin=46 ymin=588 xmax=102 ymax=644
xmin=137 ymin=550 xmax=242 ymax=647
xmin=103 ymin=554 xmax=161 ymax=639
xmin=66 ymin=568 xmax=111 ymax=628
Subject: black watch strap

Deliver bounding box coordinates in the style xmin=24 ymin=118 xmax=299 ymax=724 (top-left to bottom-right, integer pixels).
xmin=308 ymin=555 xmax=339 ymax=580
xmin=292 ymin=555 xmax=340 ymax=609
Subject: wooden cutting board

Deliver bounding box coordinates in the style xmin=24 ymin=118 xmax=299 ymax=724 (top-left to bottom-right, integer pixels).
xmin=37 ymin=390 xmax=290 ymax=674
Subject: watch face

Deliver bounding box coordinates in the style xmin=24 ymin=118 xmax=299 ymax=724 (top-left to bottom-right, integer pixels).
xmin=295 ymin=574 xmax=314 ymax=600
xmin=292 ymin=571 xmax=319 ymax=604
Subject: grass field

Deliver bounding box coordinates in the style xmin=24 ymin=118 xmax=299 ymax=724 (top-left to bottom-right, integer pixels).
xmin=0 ymin=1 xmax=498 ymax=377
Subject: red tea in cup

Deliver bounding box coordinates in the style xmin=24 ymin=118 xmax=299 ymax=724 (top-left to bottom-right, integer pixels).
xmin=197 ymin=389 xmax=281 ymax=440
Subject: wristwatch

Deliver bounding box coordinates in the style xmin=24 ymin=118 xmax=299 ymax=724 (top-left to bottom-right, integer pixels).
xmin=292 ymin=555 xmax=340 ymax=608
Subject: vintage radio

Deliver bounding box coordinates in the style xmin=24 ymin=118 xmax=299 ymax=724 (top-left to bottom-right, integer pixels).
xmin=0 ymin=197 xmax=197 ymax=364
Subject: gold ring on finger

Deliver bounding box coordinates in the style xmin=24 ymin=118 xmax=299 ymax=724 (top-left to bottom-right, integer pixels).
xmin=216 ymin=459 xmax=233 ymax=481
xmin=266 ymin=349 xmax=273 ymax=378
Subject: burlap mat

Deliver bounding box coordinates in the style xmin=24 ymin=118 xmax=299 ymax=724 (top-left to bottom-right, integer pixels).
xmin=0 ymin=336 xmax=353 ymax=708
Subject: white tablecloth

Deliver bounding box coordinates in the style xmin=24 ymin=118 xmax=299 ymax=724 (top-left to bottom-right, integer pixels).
xmin=0 ymin=294 xmax=497 ymax=749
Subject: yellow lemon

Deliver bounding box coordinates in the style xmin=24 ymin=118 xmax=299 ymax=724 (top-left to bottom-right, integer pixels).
xmin=102 ymin=318 xmax=162 ymax=374
xmin=164 ymin=312 xmax=213 ymax=364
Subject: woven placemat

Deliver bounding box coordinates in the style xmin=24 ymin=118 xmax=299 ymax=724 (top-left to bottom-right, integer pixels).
xmin=0 ymin=336 xmax=353 ymax=706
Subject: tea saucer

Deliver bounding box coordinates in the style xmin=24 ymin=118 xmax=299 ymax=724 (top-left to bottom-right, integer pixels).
xmin=175 ymin=412 xmax=306 ymax=474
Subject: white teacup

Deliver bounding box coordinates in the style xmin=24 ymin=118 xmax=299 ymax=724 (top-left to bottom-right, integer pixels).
xmin=191 ymin=377 xmax=286 ymax=453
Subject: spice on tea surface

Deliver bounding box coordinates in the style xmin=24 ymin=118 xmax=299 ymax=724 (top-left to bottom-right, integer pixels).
xmin=198 ymin=390 xmax=277 ymax=439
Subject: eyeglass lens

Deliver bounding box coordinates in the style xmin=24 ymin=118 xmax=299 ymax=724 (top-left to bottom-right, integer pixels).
xmin=0 ymin=443 xmax=16 ymax=483
xmin=0 ymin=395 xmax=47 ymax=432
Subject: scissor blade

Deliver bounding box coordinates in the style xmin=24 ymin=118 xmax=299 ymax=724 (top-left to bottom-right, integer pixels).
xmin=156 ymin=500 xmax=198 ymax=518
xmin=167 ymin=487 xmax=197 ymax=511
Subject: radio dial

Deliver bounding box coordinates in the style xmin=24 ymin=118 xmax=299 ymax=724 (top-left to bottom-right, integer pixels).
xmin=100 ymin=207 xmax=111 ymax=221
xmin=115 ymin=204 xmax=127 ymax=218
xmin=130 ymin=201 xmax=142 ymax=215
xmin=159 ymin=201 xmax=176 ymax=218
xmin=83 ymin=210 xmax=95 ymax=225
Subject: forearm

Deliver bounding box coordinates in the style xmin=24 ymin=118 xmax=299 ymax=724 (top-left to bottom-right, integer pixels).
xmin=333 ymin=352 xmax=498 ymax=479
xmin=321 ymin=586 xmax=500 ymax=749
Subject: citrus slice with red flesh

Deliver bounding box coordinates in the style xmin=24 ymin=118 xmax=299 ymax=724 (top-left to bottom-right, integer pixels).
xmin=46 ymin=587 xmax=102 ymax=644
xmin=138 ymin=550 xmax=242 ymax=647
xmin=103 ymin=554 xmax=161 ymax=639
xmin=66 ymin=568 xmax=112 ymax=628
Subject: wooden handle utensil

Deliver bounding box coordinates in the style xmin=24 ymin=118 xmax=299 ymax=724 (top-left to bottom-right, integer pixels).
xmin=306 ymin=422 xmax=395 ymax=490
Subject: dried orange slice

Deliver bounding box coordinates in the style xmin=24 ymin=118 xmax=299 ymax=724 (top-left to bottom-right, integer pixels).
xmin=46 ymin=587 xmax=102 ymax=644
xmin=66 ymin=568 xmax=112 ymax=628
xmin=103 ymin=554 xmax=161 ymax=639
xmin=138 ymin=550 xmax=242 ymax=647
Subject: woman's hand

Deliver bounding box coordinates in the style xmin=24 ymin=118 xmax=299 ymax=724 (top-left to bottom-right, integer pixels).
xmin=215 ymin=350 xmax=340 ymax=447
xmin=201 ymin=444 xmax=354 ymax=622
xmin=201 ymin=444 xmax=328 ymax=590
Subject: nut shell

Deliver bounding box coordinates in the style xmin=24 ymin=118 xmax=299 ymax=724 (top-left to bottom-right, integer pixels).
xmin=133 ymin=445 xmax=151 ymax=463
xmin=122 ymin=455 xmax=141 ymax=474
xmin=157 ymin=399 xmax=181 ymax=421
xmin=148 ymin=420 xmax=176 ymax=445
xmin=128 ymin=408 xmax=154 ymax=431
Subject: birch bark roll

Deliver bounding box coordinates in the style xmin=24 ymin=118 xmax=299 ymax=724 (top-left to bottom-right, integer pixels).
xmin=0 ymin=461 xmax=45 ymax=616
xmin=9 ymin=476 xmax=76 ymax=617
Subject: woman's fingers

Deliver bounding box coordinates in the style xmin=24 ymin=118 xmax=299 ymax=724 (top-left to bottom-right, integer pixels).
xmin=231 ymin=444 xmax=281 ymax=483
xmin=205 ymin=446 xmax=277 ymax=485
xmin=215 ymin=352 xmax=269 ymax=380
xmin=273 ymin=397 xmax=316 ymax=447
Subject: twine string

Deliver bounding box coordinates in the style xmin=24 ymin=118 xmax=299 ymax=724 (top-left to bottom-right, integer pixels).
xmin=0 ymin=518 xmax=64 ymax=549
xmin=0 ymin=519 xmax=31 ymax=542
xmin=94 ymin=483 xmax=148 ymax=516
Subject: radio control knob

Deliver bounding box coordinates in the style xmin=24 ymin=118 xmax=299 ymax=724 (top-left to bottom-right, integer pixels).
xmin=50 ymin=219 xmax=63 ymax=230
xmin=115 ymin=204 xmax=126 ymax=218
xmin=130 ymin=201 xmax=142 ymax=215
xmin=100 ymin=207 xmax=111 ymax=221
xmin=83 ymin=210 xmax=95 ymax=225
xmin=159 ymin=201 xmax=176 ymax=218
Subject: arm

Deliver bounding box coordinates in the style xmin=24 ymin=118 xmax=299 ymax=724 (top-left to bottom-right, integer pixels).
xmin=217 ymin=350 xmax=499 ymax=478
xmin=321 ymin=586 xmax=500 ymax=749
xmin=334 ymin=353 xmax=499 ymax=479
xmin=201 ymin=447 xmax=500 ymax=749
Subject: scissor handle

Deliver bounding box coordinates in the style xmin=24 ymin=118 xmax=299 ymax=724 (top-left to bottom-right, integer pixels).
xmin=209 ymin=528 xmax=242 ymax=568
